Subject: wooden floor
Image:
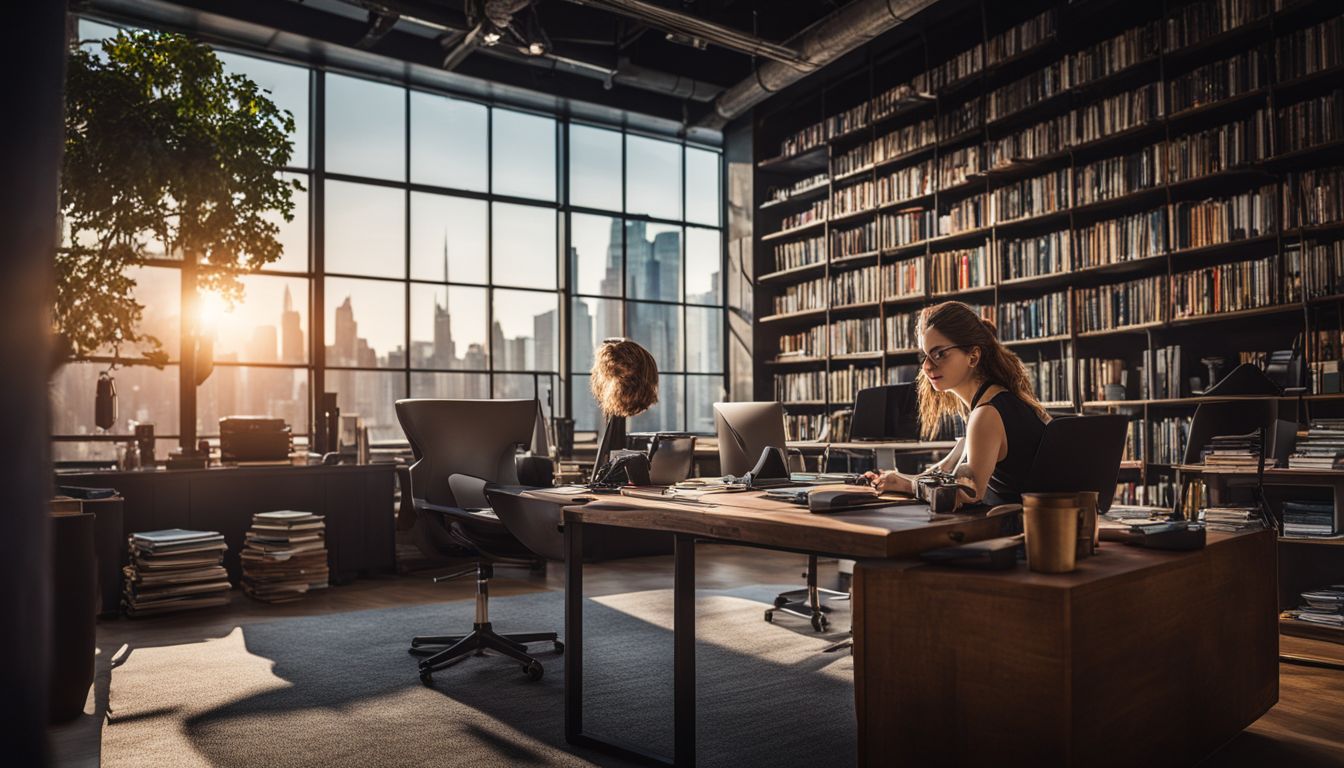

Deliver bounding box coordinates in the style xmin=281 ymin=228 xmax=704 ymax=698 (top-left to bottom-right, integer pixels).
xmin=51 ymin=544 xmax=1344 ymax=767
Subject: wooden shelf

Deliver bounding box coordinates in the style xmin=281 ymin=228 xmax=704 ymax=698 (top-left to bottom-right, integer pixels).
xmin=761 ymin=219 xmax=826 ymax=242
xmin=1279 ymin=536 xmax=1344 ymax=546
xmin=758 ymin=261 xmax=826 ymax=284
xmin=757 ymin=146 xmax=828 ymax=174
xmin=759 ymin=307 xmax=827 ymax=325
xmin=1167 ymin=303 xmax=1301 ymax=328
xmin=1279 ymin=617 xmax=1344 ymax=645
xmin=1075 ymin=320 xmax=1165 ymax=338
xmin=765 ymin=356 xmax=829 ymax=366
xmin=759 ymin=183 xmax=828 ymax=210
xmin=1002 ymin=333 xmax=1072 ymax=347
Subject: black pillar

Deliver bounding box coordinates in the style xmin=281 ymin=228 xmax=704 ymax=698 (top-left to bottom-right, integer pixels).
xmin=0 ymin=0 xmax=65 ymax=762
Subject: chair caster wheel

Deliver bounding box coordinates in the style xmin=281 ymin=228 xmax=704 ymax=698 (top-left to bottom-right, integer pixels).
xmin=524 ymin=661 xmax=544 ymax=681
xmin=773 ymin=595 xmax=788 ymax=608
xmin=553 ymin=641 xmax=565 ymax=655
xmin=764 ymin=609 xmax=774 ymax=623
xmin=419 ymin=670 xmax=433 ymax=686
xmin=811 ymin=614 xmax=827 ymax=632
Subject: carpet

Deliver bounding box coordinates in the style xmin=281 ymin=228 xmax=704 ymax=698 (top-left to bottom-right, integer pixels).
xmin=102 ymin=585 xmax=856 ymax=767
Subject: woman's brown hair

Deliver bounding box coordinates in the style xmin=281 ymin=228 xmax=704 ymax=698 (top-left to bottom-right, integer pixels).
xmin=590 ymin=338 xmax=659 ymax=418
xmin=915 ymin=301 xmax=1049 ymax=439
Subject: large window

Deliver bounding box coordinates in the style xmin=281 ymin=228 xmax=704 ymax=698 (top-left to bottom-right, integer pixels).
xmin=53 ymin=19 xmax=725 ymax=460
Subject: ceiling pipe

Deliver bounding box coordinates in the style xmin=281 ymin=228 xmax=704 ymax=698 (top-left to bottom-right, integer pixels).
xmin=700 ymin=0 xmax=938 ymax=130
xmin=558 ymin=0 xmax=804 ymax=66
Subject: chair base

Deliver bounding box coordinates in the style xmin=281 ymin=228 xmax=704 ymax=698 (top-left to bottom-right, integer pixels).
xmin=765 ymin=555 xmax=851 ymax=632
xmin=409 ymin=622 xmax=562 ymax=685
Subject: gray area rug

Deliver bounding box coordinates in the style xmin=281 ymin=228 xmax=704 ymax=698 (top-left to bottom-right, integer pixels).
xmin=103 ymin=585 xmax=855 ymax=767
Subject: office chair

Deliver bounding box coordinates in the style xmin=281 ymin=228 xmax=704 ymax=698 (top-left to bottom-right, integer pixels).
xmin=715 ymin=401 xmax=845 ymax=632
xmin=395 ymin=398 xmax=562 ymax=685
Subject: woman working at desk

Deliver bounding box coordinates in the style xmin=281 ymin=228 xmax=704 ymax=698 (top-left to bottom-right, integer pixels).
xmin=865 ymin=301 xmax=1051 ymax=507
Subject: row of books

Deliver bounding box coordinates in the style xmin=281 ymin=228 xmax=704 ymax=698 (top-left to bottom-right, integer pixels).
xmin=930 ymin=245 xmax=991 ymax=294
xmin=764 ymin=173 xmax=827 ymax=207
xmin=772 ymin=276 xmax=826 ymax=315
xmin=1169 ymin=185 xmax=1277 ymax=249
xmin=831 ymin=364 xmax=884 ymax=403
xmin=1282 ymin=585 xmax=1344 ymax=629
xmin=994 ymin=169 xmax=1070 ymax=222
xmin=940 ymin=195 xmax=988 ymax=235
xmin=998 ymin=230 xmax=1070 ymax=280
xmin=1276 ymin=89 xmax=1341 ymax=155
xmin=878 ymin=160 xmax=935 ymax=206
xmin=1170 ymin=254 xmax=1286 ymax=318
xmin=910 ymin=9 xmax=1057 ymax=95
xmin=1141 ymin=344 xmax=1185 ymax=400
xmin=832 ymin=140 xmax=876 ymax=178
xmin=831 ymin=264 xmax=882 ymax=306
xmin=784 ymin=413 xmax=828 ymax=442
xmin=1073 ymin=144 xmax=1164 ymax=207
xmin=778 ymin=200 xmax=829 ymax=233
xmin=1309 ymin=329 xmax=1344 ymax=394
xmin=1075 ymin=274 xmax=1166 ymax=333
xmin=1149 ymin=415 xmax=1193 ymax=464
xmin=1200 ymin=505 xmax=1265 ymax=532
xmin=1023 ymin=356 xmax=1073 ymax=403
xmin=1080 ymin=357 xmax=1129 ymax=402
xmin=938 ymin=146 xmax=982 ymax=190
xmin=1284 ymin=166 xmax=1344 ymax=228
xmin=882 ymin=258 xmax=925 ymax=299
xmin=832 ymin=222 xmax=877 ymax=260
xmin=771 ymin=234 xmax=825 ymax=273
xmin=1168 ymin=48 xmax=1267 ymax=115
xmin=831 ymin=178 xmax=876 ymax=218
xmin=1165 ymin=0 xmax=1273 ymax=51
xmin=1167 ymin=111 xmax=1269 ymax=182
xmin=1273 ymin=13 xmax=1344 ymax=83
xmin=774 ymin=370 xmax=824 ymax=402
xmin=1075 ymin=208 xmax=1168 ymax=269
xmin=1113 ymin=481 xmax=1177 ymax=507
xmin=769 ymin=4 xmax=1330 ymax=164
xmin=1298 ymin=239 xmax=1344 ymax=298
xmin=998 ymin=291 xmax=1069 ymax=341
xmin=831 ymin=317 xmax=882 ymax=355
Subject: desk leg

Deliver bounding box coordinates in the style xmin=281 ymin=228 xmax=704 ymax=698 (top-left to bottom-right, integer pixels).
xmin=564 ymin=518 xmax=583 ymax=743
xmin=674 ymin=534 xmax=696 ymax=768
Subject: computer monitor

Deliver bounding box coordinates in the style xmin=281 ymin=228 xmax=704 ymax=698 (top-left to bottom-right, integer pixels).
xmin=848 ymin=384 xmax=921 ymax=442
xmin=713 ymin=401 xmax=788 ymax=476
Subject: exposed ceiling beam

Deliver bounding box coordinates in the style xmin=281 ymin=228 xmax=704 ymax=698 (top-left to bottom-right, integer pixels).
xmin=354 ymin=10 xmax=399 ymax=49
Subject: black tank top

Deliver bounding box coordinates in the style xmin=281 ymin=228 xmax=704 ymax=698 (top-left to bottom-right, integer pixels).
xmin=970 ymin=383 xmax=1048 ymax=505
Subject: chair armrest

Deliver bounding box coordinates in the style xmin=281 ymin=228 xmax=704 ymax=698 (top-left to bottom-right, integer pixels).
xmin=449 ymin=473 xmax=492 ymax=510
xmin=395 ymin=465 xmax=417 ymax=532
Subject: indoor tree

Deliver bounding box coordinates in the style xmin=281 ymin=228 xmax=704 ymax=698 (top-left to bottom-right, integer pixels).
xmin=60 ymin=29 xmax=301 ymax=457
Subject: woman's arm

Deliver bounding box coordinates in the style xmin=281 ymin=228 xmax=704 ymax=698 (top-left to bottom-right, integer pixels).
xmin=863 ymin=437 xmax=968 ymax=494
xmin=952 ymin=405 xmax=1006 ymax=507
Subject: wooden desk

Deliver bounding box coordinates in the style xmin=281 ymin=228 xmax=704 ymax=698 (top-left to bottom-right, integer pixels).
xmin=57 ymin=463 xmax=396 ymax=584
xmin=553 ymin=490 xmax=1277 ymax=768
xmin=854 ymin=529 xmax=1278 ymax=767
xmin=553 ymin=487 xmax=1019 ymax=767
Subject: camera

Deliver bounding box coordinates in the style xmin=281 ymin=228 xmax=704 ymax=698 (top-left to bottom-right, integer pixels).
xmin=914 ymin=470 xmax=966 ymax=514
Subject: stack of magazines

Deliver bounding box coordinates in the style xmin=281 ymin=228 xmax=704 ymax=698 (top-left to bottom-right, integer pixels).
xmin=1282 ymin=500 xmax=1339 ymax=539
xmin=1200 ymin=430 xmax=1263 ymax=469
xmin=1282 ymin=585 xmax=1344 ymax=629
xmin=241 ymin=511 xmax=329 ymax=603
xmin=1288 ymin=419 xmax=1344 ymax=469
xmin=123 ymin=529 xmax=229 ymax=616
xmin=1198 ymin=506 xmax=1264 ymax=532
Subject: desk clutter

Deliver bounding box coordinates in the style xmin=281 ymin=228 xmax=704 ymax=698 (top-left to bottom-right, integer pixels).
xmin=122 ymin=529 xmax=230 ymax=617
xmin=241 ymin=511 xmax=329 ymax=602
xmin=1282 ymin=585 xmax=1344 ymax=629
xmin=1200 ymin=431 xmax=1264 ymax=470
xmin=1281 ymin=501 xmax=1339 ymax=539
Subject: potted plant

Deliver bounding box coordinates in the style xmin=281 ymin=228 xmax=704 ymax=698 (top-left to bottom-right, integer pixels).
xmin=60 ymin=29 xmax=301 ymax=461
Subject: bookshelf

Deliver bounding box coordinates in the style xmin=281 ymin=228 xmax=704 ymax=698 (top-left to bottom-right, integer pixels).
xmin=749 ymin=0 xmax=1344 ymax=497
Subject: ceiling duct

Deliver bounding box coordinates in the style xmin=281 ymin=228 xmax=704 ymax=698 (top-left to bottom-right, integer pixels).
xmin=701 ymin=0 xmax=938 ymax=129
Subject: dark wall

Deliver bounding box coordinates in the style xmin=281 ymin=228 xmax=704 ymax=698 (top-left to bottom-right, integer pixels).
xmin=0 ymin=2 xmax=64 ymax=762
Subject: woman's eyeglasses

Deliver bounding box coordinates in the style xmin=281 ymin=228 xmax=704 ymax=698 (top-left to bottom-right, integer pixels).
xmin=917 ymin=345 xmax=971 ymax=367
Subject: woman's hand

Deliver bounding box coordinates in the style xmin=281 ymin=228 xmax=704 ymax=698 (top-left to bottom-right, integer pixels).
xmin=863 ymin=470 xmax=911 ymax=495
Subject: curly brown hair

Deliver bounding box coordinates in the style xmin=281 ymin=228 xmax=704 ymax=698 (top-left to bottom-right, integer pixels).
xmin=915 ymin=301 xmax=1049 ymax=439
xmin=590 ymin=338 xmax=660 ymax=418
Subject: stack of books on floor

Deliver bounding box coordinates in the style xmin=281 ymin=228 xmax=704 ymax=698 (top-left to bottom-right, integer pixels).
xmin=123 ymin=529 xmax=230 ymax=617
xmin=1282 ymin=586 xmax=1344 ymax=629
xmin=1199 ymin=430 xmax=1263 ymax=469
xmin=241 ymin=510 xmax=329 ymax=603
xmin=1281 ymin=501 xmax=1339 ymax=539
xmin=1199 ymin=506 xmax=1264 ymax=533
xmin=1288 ymin=419 xmax=1344 ymax=469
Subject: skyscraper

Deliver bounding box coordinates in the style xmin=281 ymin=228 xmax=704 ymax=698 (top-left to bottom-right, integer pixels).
xmin=280 ymin=285 xmax=304 ymax=363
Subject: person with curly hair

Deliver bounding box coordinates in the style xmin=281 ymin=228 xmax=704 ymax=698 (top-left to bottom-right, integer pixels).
xmin=864 ymin=301 xmax=1051 ymax=507
xmin=589 ymin=337 xmax=660 ymax=482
